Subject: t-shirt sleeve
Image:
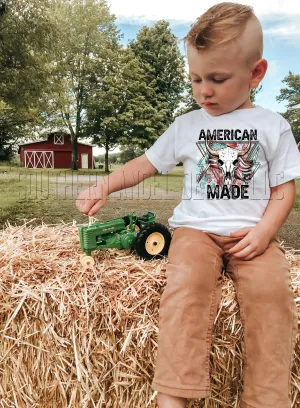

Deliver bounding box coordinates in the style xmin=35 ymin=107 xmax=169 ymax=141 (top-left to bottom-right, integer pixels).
xmin=145 ymin=120 xmax=179 ymax=174
xmin=268 ymin=126 xmax=300 ymax=187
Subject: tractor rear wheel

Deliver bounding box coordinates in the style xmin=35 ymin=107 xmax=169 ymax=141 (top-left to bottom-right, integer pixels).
xmin=135 ymin=223 xmax=172 ymax=260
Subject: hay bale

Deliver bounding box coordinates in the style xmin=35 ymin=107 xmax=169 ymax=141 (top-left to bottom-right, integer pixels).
xmin=0 ymin=221 xmax=299 ymax=408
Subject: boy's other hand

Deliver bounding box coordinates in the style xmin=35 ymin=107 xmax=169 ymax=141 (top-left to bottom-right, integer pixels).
xmin=76 ymin=184 xmax=108 ymax=216
xmin=227 ymin=226 xmax=272 ymax=261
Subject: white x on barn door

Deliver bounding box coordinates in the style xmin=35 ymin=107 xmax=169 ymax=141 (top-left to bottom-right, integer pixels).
xmin=25 ymin=151 xmax=54 ymax=168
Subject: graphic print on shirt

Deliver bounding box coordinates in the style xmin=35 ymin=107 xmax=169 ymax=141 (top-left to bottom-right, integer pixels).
xmin=196 ymin=129 xmax=260 ymax=199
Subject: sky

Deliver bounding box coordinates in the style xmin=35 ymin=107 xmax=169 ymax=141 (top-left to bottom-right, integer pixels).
xmin=94 ymin=0 xmax=300 ymax=155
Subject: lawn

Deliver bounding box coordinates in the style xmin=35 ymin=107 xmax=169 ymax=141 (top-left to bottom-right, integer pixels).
xmin=0 ymin=164 xmax=299 ymax=249
xmin=0 ymin=164 xmax=184 ymax=226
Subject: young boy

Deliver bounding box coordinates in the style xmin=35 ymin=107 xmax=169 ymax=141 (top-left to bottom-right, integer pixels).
xmin=76 ymin=3 xmax=300 ymax=407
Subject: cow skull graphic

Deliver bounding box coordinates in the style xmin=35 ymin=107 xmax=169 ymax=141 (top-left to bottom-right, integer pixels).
xmin=205 ymin=139 xmax=251 ymax=187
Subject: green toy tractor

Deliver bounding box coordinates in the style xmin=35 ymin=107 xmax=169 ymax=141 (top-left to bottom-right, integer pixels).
xmin=78 ymin=211 xmax=172 ymax=268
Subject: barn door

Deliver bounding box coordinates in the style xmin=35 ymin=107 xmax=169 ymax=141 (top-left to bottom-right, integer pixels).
xmin=44 ymin=152 xmax=54 ymax=168
xmin=81 ymin=153 xmax=88 ymax=169
xmin=24 ymin=151 xmax=54 ymax=168
xmin=24 ymin=151 xmax=35 ymax=168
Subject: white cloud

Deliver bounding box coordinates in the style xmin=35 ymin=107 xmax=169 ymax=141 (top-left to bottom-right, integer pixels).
xmin=264 ymin=23 xmax=300 ymax=40
xmin=93 ymin=146 xmax=120 ymax=155
xmin=267 ymin=61 xmax=279 ymax=77
xmin=107 ymin=0 xmax=300 ymax=21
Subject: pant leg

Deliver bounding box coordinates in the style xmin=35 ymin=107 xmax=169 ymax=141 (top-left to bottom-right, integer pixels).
xmin=225 ymin=236 xmax=298 ymax=408
xmin=151 ymin=227 xmax=225 ymax=399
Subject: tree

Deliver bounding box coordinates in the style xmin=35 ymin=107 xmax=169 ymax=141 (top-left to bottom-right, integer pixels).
xmin=118 ymin=145 xmax=145 ymax=164
xmin=128 ymin=21 xmax=186 ymax=126
xmin=84 ymin=47 xmax=169 ymax=171
xmin=0 ymin=0 xmax=58 ymax=109
xmin=0 ymin=101 xmax=42 ymax=160
xmin=0 ymin=0 xmax=60 ymax=158
xmin=48 ymin=0 xmax=121 ymax=170
xmin=175 ymin=73 xmax=200 ymax=117
xmin=250 ymin=85 xmax=262 ymax=103
xmin=276 ymin=71 xmax=300 ymax=142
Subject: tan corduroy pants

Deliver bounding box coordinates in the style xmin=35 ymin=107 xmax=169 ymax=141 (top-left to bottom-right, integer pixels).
xmin=151 ymin=227 xmax=298 ymax=408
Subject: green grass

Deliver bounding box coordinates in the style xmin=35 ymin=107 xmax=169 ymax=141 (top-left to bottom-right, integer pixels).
xmin=0 ymin=164 xmax=184 ymax=228
xmin=143 ymin=166 xmax=184 ymax=192
xmin=0 ymin=172 xmax=58 ymax=225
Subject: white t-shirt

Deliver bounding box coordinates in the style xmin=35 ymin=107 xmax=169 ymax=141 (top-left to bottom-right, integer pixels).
xmin=145 ymin=105 xmax=300 ymax=236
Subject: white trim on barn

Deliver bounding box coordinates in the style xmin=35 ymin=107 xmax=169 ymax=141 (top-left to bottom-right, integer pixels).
xmin=54 ymin=134 xmax=64 ymax=145
xmin=24 ymin=151 xmax=54 ymax=168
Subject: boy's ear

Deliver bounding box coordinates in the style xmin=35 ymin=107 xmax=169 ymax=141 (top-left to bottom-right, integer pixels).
xmin=249 ymin=58 xmax=268 ymax=89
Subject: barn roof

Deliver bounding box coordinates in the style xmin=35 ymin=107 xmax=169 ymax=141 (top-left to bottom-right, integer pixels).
xmin=18 ymin=134 xmax=95 ymax=153
xmin=18 ymin=140 xmax=94 ymax=147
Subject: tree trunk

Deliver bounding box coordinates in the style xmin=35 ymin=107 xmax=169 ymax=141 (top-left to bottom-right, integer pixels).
xmin=105 ymin=140 xmax=109 ymax=173
xmin=73 ymin=85 xmax=83 ymax=171
xmin=72 ymin=136 xmax=78 ymax=170
xmin=63 ymin=112 xmax=78 ymax=170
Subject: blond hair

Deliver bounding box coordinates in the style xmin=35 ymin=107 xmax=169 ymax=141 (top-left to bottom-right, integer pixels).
xmin=184 ymin=2 xmax=263 ymax=60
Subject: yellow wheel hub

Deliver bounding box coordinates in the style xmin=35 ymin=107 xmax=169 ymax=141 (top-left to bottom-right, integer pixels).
xmin=145 ymin=232 xmax=165 ymax=255
xmin=81 ymin=255 xmax=95 ymax=269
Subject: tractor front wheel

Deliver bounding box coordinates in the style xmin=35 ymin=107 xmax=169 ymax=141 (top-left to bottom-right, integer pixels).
xmin=81 ymin=255 xmax=95 ymax=269
xmin=135 ymin=223 xmax=172 ymax=260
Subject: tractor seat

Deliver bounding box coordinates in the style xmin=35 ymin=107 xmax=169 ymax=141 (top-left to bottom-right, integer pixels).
xmin=138 ymin=215 xmax=150 ymax=222
xmin=122 ymin=216 xmax=130 ymax=226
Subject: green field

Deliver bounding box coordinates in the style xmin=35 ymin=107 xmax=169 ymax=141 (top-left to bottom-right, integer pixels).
xmin=0 ymin=165 xmax=183 ymax=226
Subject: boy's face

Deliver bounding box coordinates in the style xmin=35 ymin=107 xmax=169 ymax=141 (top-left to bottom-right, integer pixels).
xmin=187 ymin=44 xmax=255 ymax=116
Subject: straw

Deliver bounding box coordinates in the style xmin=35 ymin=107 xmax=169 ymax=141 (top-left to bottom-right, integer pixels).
xmin=0 ymin=221 xmax=298 ymax=407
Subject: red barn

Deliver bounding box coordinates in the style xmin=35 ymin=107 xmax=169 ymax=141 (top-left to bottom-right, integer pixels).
xmin=18 ymin=132 xmax=94 ymax=169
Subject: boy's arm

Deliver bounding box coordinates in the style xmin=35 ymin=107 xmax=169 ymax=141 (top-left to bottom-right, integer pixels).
xmin=97 ymin=154 xmax=158 ymax=196
xmin=255 ymin=179 xmax=296 ymax=238
xmin=76 ymin=154 xmax=158 ymax=216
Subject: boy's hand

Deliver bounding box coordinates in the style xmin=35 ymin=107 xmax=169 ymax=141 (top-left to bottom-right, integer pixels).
xmin=76 ymin=184 xmax=108 ymax=216
xmin=227 ymin=226 xmax=272 ymax=261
